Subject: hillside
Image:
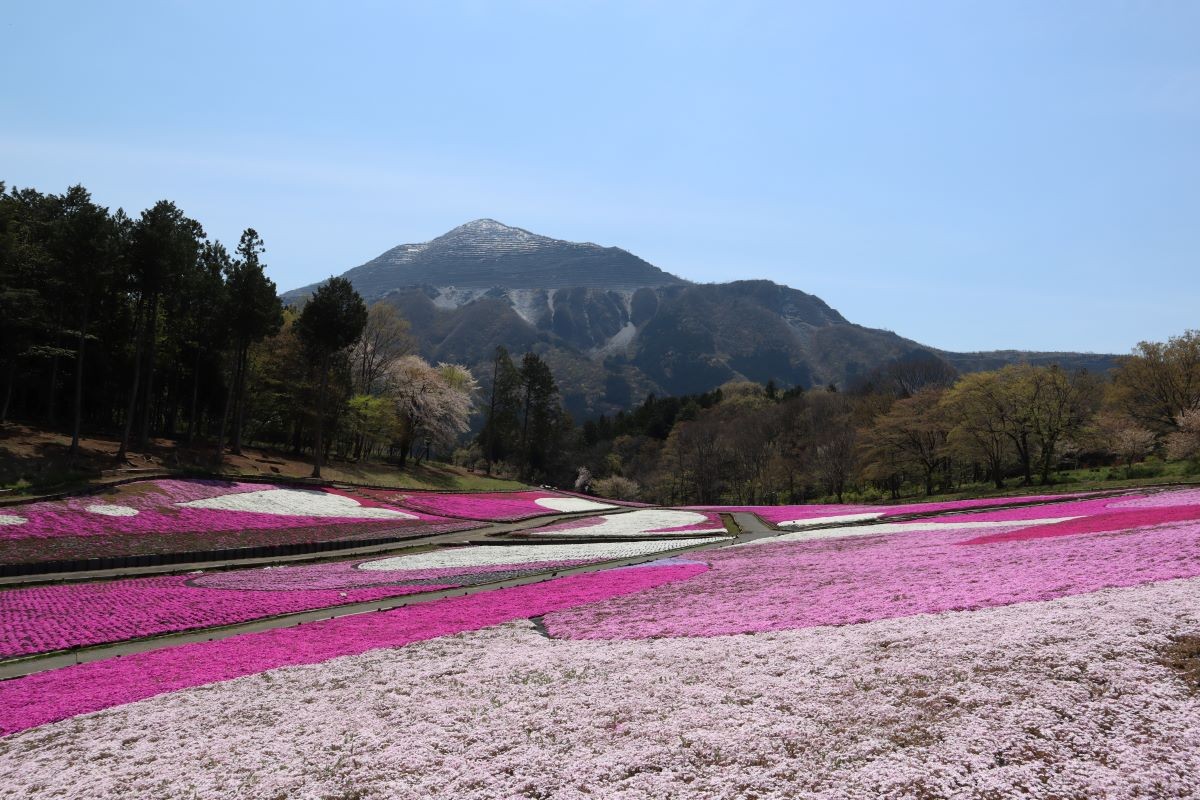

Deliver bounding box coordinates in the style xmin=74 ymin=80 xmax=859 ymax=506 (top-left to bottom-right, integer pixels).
xmin=284 ymin=220 xmax=1118 ymax=418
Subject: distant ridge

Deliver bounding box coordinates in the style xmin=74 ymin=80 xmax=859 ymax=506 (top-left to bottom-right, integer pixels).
xmin=283 ymin=220 xmax=1117 ymax=419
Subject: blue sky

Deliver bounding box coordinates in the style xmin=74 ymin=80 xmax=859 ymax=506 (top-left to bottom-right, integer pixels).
xmin=3 ymin=1 xmax=1197 ymax=353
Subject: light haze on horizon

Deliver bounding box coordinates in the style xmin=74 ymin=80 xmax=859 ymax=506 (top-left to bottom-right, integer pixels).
xmin=3 ymin=1 xmax=1197 ymax=354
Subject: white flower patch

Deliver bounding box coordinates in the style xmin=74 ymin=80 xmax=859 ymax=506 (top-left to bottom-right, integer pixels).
xmin=776 ymin=512 xmax=884 ymax=528
xmin=359 ymin=538 xmax=723 ymax=571
xmin=534 ymin=496 xmax=617 ymax=513
xmin=178 ymin=489 xmax=417 ymax=519
xmin=84 ymin=504 xmax=139 ymax=517
xmin=528 ymin=509 xmax=726 ymax=539
xmin=0 ymin=514 xmax=27 ymax=526
xmin=745 ymin=517 xmax=1081 ymax=545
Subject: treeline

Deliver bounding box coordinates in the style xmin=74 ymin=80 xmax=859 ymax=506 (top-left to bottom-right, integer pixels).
xmin=555 ymin=335 xmax=1200 ymax=504
xmin=0 ymin=182 xmax=498 ymax=477
xmin=6 ymin=181 xmax=1197 ymax=499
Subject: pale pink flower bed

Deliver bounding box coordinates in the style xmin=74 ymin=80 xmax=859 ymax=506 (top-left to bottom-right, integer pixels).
xmin=358 ymin=489 xmax=615 ymax=521
xmin=1 ymin=578 xmax=1198 ymax=798
xmin=544 ymin=514 xmax=1200 ymax=640
xmin=0 ymin=562 xmax=706 ymax=735
xmin=698 ymin=492 xmax=1101 ymax=525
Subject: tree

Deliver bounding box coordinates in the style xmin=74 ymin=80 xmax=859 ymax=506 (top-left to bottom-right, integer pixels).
xmin=478 ymin=346 xmax=522 ymax=472
xmin=1167 ymin=408 xmax=1200 ymax=465
xmin=517 ymin=353 xmax=567 ymax=480
xmin=0 ymin=186 xmax=52 ymax=425
xmin=118 ymin=201 xmax=205 ymax=459
xmin=220 ymin=229 xmax=283 ymax=455
xmin=352 ymin=302 xmax=414 ymax=395
xmin=384 ymin=356 xmax=478 ymax=467
xmin=1025 ymin=366 xmax=1097 ymax=484
xmin=1111 ymin=331 xmax=1200 ymax=432
xmin=942 ymin=372 xmax=1012 ymax=489
xmin=807 ymin=392 xmax=857 ymax=502
xmin=861 ymin=388 xmax=949 ymax=496
xmin=43 ymin=187 xmax=123 ymax=456
xmin=296 ymin=277 xmax=367 ymax=478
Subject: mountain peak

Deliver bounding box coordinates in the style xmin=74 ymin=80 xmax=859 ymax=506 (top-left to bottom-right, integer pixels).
xmin=283 ymin=220 xmax=686 ymax=301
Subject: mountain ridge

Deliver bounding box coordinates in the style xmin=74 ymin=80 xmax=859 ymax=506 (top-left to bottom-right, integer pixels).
xmin=283 ymin=220 xmax=1117 ymax=418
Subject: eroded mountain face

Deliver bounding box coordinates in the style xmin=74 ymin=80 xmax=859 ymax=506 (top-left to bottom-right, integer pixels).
xmin=284 ymin=220 xmax=1115 ymax=419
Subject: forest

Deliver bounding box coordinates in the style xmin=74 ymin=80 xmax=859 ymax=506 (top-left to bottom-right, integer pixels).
xmin=3 ymin=181 xmax=1199 ymax=502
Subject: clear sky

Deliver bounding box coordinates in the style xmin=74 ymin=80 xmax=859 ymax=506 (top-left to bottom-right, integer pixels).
xmin=3 ymin=1 xmax=1197 ymax=353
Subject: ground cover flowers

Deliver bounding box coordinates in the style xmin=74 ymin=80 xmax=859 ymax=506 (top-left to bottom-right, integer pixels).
xmin=0 ymin=577 xmax=446 ymax=659
xmin=523 ymin=509 xmax=727 ymax=538
xmin=1 ymin=577 xmax=1198 ymax=798
xmin=0 ymin=479 xmax=477 ymax=564
xmin=698 ymin=491 xmax=1100 ymax=527
xmin=543 ymin=503 xmax=1200 ymax=640
xmin=0 ymin=561 xmax=706 ymax=735
xmin=361 ymin=489 xmax=616 ymax=521
xmin=0 ymin=540 xmax=717 ymax=659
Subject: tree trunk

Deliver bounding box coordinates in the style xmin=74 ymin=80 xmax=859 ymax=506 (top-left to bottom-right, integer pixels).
xmin=69 ymin=308 xmax=90 ymax=458
xmin=0 ymin=361 xmax=14 ymax=425
xmin=187 ymin=347 xmax=201 ymax=444
xmin=214 ymin=350 xmax=237 ymax=468
xmin=311 ymin=356 xmax=329 ymax=479
xmin=137 ymin=295 xmax=159 ymax=450
xmin=47 ymin=354 xmax=59 ymax=427
xmin=116 ymin=351 xmax=142 ymax=461
xmin=232 ymin=344 xmax=247 ymax=455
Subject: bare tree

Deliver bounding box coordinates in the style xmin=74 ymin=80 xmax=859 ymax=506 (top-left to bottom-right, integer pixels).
xmin=353 ymin=303 xmax=415 ymax=395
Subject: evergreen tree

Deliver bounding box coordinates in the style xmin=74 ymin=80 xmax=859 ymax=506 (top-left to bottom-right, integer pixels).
xmin=478 ymin=346 xmax=521 ymax=472
xmin=220 ymin=229 xmax=283 ymax=455
xmin=296 ymin=277 xmax=367 ymax=478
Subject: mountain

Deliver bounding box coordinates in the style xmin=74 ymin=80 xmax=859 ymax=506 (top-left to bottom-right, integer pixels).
xmin=283 ymin=220 xmax=1117 ymax=418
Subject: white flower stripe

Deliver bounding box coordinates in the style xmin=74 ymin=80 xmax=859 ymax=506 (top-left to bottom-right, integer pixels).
xmin=358 ymin=538 xmax=725 ymax=571
xmin=177 ymin=489 xmax=418 ymax=519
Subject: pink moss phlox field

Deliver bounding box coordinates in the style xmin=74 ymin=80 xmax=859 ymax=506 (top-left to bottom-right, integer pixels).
xmin=364 ymin=489 xmax=613 ymax=521
xmin=962 ymin=505 xmax=1200 ymax=545
xmin=695 ymin=493 xmax=1096 ymax=525
xmin=1110 ymin=488 xmax=1200 ymax=508
xmin=0 ymin=576 xmax=448 ymax=658
xmin=0 ymin=479 xmax=454 ymax=541
xmin=5 ymin=579 xmax=1200 ymax=798
xmin=935 ymin=489 xmax=1199 ymax=545
xmin=543 ymin=518 xmax=1200 ymax=640
xmin=0 ymin=562 xmax=707 ymax=735
xmin=190 ymin=559 xmax=591 ymax=591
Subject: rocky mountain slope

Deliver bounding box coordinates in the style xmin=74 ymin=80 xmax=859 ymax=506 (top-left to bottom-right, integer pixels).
xmin=284 ymin=220 xmax=1116 ymax=418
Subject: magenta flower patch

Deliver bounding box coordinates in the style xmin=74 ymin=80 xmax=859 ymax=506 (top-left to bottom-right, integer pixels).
xmin=0 ymin=562 xmax=707 ymax=735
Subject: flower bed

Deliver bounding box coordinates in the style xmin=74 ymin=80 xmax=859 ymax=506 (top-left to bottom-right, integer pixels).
xmin=0 ymin=576 xmax=444 ymax=659
xmin=543 ymin=512 xmax=1200 ymax=640
xmin=0 ymin=539 xmax=717 ymax=658
xmin=0 ymin=562 xmax=707 ymax=735
xmin=0 ymin=479 xmax=479 ymax=564
xmin=357 ymin=489 xmax=616 ymax=521
xmin=522 ymin=509 xmax=728 ymax=539
xmin=357 ymin=539 xmax=720 ymax=571
xmin=2 ymin=577 xmax=1199 ymax=798
xmin=696 ymin=491 xmax=1102 ymax=527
